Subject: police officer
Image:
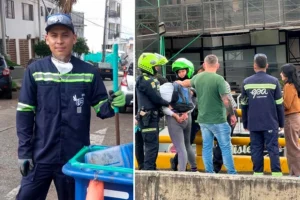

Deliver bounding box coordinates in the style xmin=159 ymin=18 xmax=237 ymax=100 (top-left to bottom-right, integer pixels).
xmin=135 ymin=53 xmax=170 ymax=170
xmin=16 ymin=13 xmax=125 ymax=199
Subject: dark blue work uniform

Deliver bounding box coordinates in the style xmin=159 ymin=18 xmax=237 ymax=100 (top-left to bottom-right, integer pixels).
xmin=16 ymin=56 xmax=114 ymax=199
xmin=136 ymin=73 xmax=169 ymax=170
xmin=241 ymin=71 xmax=284 ymax=175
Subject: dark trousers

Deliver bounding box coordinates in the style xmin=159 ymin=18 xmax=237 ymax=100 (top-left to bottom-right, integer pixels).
xmin=16 ymin=164 xmax=75 ymax=200
xmin=250 ymin=130 xmax=282 ymax=173
xmin=173 ymin=121 xmax=200 ymax=168
xmin=138 ymin=119 xmax=159 ymax=170
xmin=135 ymin=127 xmax=144 ymax=170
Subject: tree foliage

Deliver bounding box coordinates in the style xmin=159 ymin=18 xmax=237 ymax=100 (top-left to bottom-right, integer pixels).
xmin=73 ymin=38 xmax=89 ymax=58
xmin=34 ymin=41 xmax=51 ymax=57
xmin=53 ymin=0 xmax=77 ymax=13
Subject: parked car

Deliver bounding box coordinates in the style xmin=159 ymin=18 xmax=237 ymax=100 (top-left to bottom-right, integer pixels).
xmin=98 ymin=62 xmax=113 ymax=80
xmin=0 ymin=56 xmax=14 ymax=99
xmin=119 ymin=62 xmax=134 ymax=113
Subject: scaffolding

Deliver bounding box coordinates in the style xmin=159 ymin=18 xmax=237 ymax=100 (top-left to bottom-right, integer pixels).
xmin=136 ymin=0 xmax=300 ymax=56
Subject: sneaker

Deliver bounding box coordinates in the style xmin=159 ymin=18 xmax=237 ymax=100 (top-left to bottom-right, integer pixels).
xmin=191 ymin=167 xmax=198 ymax=172
xmin=170 ymin=158 xmax=178 ymax=171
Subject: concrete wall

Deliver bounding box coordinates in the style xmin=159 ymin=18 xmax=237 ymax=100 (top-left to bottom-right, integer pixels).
xmin=135 ymin=171 xmax=300 ymax=200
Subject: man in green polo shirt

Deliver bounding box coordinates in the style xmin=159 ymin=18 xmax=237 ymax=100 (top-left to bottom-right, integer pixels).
xmin=176 ymin=54 xmax=237 ymax=174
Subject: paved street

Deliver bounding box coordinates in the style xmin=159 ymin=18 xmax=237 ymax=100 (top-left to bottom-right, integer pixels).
xmin=0 ymin=78 xmax=133 ymax=200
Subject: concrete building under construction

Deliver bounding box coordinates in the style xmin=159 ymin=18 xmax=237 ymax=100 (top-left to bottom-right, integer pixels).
xmin=136 ymin=0 xmax=300 ymax=92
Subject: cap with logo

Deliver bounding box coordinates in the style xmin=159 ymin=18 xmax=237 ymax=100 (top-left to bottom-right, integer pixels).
xmin=45 ymin=13 xmax=75 ymax=33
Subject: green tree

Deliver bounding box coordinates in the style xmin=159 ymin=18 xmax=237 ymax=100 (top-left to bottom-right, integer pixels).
xmin=34 ymin=41 xmax=51 ymax=57
xmin=73 ymin=37 xmax=89 ymax=58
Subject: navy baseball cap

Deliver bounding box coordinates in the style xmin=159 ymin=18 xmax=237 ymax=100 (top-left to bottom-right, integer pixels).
xmin=45 ymin=13 xmax=75 ymax=33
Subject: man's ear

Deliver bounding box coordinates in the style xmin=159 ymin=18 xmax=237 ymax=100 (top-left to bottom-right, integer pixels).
xmin=45 ymin=35 xmax=49 ymax=45
xmin=266 ymin=63 xmax=269 ymax=69
xmin=73 ymin=34 xmax=77 ymax=45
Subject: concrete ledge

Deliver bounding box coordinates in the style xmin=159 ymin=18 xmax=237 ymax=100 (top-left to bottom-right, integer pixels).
xmin=135 ymin=171 xmax=300 ymax=200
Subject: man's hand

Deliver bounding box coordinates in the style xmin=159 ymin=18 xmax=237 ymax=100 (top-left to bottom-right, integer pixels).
xmin=18 ymin=159 xmax=34 ymax=177
xmin=175 ymin=80 xmax=191 ymax=87
xmin=174 ymin=114 xmax=183 ymax=123
xmin=230 ymin=114 xmax=237 ymax=126
xmin=181 ymin=113 xmax=188 ymax=121
xmin=279 ymin=127 xmax=284 ymax=132
xmin=175 ymin=80 xmax=183 ymax=85
xmin=109 ymin=90 xmax=125 ymax=108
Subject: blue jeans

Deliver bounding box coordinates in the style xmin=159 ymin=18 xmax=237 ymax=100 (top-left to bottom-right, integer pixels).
xmin=200 ymin=122 xmax=237 ymax=174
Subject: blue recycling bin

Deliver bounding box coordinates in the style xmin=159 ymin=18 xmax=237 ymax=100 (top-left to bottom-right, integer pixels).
xmin=62 ymin=143 xmax=133 ymax=200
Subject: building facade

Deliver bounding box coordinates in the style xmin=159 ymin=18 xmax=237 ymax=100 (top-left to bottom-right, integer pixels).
xmin=136 ymin=0 xmax=300 ymax=92
xmin=105 ymin=0 xmax=122 ymax=50
xmin=0 ymin=0 xmax=84 ymax=66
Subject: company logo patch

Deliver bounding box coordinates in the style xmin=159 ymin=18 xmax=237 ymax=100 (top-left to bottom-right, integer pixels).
xmin=73 ymin=94 xmax=85 ymax=113
xmin=250 ymin=89 xmax=268 ymax=99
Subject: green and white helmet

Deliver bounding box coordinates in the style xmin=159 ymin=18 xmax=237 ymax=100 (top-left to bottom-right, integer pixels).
xmin=138 ymin=53 xmax=168 ymax=75
xmin=172 ymin=58 xmax=194 ymax=79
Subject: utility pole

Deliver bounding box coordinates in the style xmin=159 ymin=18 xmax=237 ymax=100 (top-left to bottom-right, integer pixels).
xmin=101 ymin=0 xmax=109 ymax=62
xmin=37 ymin=0 xmax=42 ymax=41
xmin=0 ymin=0 xmax=7 ymax=55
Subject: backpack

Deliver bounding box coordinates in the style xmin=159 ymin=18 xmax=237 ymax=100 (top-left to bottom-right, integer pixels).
xmin=170 ymin=82 xmax=194 ymax=113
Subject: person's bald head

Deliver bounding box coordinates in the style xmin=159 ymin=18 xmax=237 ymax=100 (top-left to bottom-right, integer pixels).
xmin=203 ymin=54 xmax=219 ymax=71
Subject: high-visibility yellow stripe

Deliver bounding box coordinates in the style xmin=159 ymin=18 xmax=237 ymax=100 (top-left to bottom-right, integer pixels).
xmin=32 ymin=72 xmax=94 ymax=83
xmin=275 ymin=98 xmax=283 ymax=104
xmin=244 ymin=84 xmax=276 ymax=90
xmin=141 ymin=128 xmax=156 ymax=133
xmin=93 ymin=99 xmax=108 ymax=113
xmin=17 ymin=102 xmax=35 ymax=112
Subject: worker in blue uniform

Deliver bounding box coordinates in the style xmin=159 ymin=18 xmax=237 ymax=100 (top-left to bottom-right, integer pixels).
xmin=135 ymin=53 xmax=170 ymax=170
xmin=16 ymin=13 xmax=125 ymax=200
xmin=241 ymin=54 xmax=284 ymax=176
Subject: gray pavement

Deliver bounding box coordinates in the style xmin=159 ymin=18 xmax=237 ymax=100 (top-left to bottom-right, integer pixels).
xmin=0 ymin=78 xmax=133 ymax=200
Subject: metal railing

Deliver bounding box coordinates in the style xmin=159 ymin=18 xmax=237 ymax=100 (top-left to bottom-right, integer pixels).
xmin=136 ymin=0 xmax=300 ymax=36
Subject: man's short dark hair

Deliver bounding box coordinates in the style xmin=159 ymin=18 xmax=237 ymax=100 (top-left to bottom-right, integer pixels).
xmin=254 ymin=54 xmax=268 ymax=68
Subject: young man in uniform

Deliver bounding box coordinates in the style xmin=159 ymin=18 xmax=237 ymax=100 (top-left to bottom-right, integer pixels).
xmin=241 ymin=54 xmax=284 ymax=176
xmin=135 ymin=52 xmax=170 ymax=170
xmin=16 ymin=13 xmax=125 ymax=199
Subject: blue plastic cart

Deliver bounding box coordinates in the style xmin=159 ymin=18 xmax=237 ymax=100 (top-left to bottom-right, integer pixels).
xmin=62 ymin=143 xmax=133 ymax=200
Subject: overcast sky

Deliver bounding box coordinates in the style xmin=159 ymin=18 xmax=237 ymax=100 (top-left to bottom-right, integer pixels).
xmin=73 ymin=0 xmax=134 ymax=52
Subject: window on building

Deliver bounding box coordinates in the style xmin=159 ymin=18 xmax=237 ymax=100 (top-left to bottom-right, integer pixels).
xmin=116 ymin=24 xmax=120 ymax=37
xmin=22 ymin=3 xmax=33 ymax=21
xmin=6 ymin=0 xmax=15 ymax=19
xmin=108 ymin=23 xmax=115 ymax=39
xmin=117 ymin=3 xmax=120 ymax=16
xmin=41 ymin=6 xmax=44 ymax=16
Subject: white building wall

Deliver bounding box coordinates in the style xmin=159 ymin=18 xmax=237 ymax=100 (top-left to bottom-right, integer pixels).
xmin=1 ymin=0 xmax=84 ymax=64
xmin=6 ymin=0 xmax=55 ymax=40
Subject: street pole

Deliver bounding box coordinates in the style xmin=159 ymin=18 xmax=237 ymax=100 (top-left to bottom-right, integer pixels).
xmin=37 ymin=0 xmax=42 ymax=41
xmin=101 ymin=0 xmax=109 ymax=62
xmin=112 ymin=44 xmax=120 ymax=145
xmin=0 ymin=0 xmax=7 ymax=55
